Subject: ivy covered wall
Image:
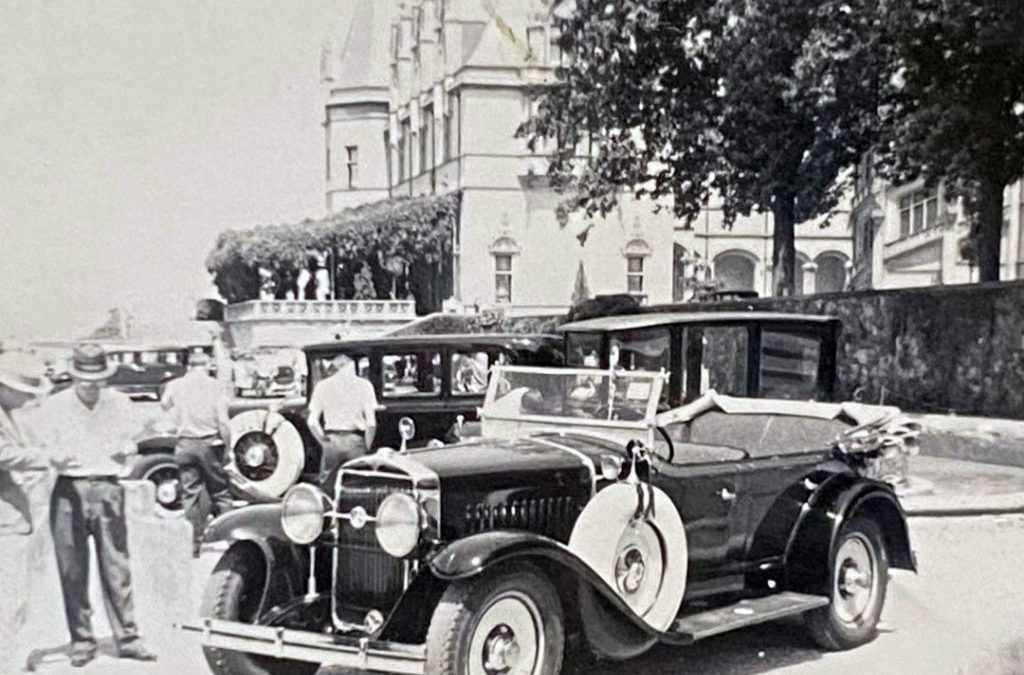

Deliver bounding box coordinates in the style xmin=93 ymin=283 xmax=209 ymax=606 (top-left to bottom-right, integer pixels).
xmin=206 ymin=192 xmax=459 ymax=314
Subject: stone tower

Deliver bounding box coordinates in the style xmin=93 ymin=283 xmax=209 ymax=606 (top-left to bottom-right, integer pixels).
xmin=322 ymin=0 xmax=399 ymax=213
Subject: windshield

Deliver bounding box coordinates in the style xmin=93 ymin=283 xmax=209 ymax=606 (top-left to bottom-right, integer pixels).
xmin=483 ymin=365 xmax=665 ymax=427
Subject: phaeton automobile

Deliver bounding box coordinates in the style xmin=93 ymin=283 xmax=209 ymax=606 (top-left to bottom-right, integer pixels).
xmin=184 ymin=363 xmax=917 ymax=675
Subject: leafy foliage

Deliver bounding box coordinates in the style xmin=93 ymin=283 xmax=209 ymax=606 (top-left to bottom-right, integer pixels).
xmin=876 ymin=0 xmax=1024 ymax=281
xmin=522 ymin=0 xmax=881 ymax=295
xmin=206 ymin=193 xmax=459 ymax=305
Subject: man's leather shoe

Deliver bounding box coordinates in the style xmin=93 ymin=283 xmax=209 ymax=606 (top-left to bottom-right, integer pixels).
xmin=69 ymin=651 xmax=94 ymax=668
xmin=118 ymin=641 xmax=157 ymax=661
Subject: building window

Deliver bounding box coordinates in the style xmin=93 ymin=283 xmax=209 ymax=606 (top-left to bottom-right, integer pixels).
xmin=419 ymin=106 xmax=431 ymax=174
xmin=345 ymin=146 xmax=359 ymax=188
xmin=713 ymin=252 xmax=757 ymax=292
xmin=398 ymin=119 xmax=411 ymax=181
xmin=626 ymin=255 xmax=645 ymax=293
xmin=898 ymin=186 xmax=939 ymax=237
xmin=527 ymin=26 xmax=546 ymax=61
xmin=495 ymin=254 xmax=513 ymax=303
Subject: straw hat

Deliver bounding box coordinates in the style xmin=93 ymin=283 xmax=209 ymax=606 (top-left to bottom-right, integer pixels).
xmin=67 ymin=344 xmax=118 ymax=381
xmin=0 ymin=351 xmax=52 ymax=396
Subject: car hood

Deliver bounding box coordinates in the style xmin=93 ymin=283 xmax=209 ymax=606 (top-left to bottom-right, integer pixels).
xmin=417 ymin=435 xmax=593 ymax=479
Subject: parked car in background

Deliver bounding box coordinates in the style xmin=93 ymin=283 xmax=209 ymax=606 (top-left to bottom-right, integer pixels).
xmin=107 ymin=343 xmax=214 ymax=400
xmin=131 ymin=334 xmax=562 ymax=512
xmin=185 ymin=364 xmax=917 ymax=675
xmin=559 ymin=311 xmax=841 ymax=406
xmin=232 ymin=346 xmax=304 ymax=398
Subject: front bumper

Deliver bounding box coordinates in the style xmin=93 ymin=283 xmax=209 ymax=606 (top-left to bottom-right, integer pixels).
xmin=181 ymin=618 xmax=425 ymax=674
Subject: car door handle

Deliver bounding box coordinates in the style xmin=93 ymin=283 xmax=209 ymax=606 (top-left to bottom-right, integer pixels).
xmin=719 ymin=487 xmax=737 ymax=502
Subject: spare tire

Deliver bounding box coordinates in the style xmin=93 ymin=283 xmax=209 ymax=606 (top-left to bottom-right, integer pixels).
xmin=226 ymin=410 xmax=305 ymax=501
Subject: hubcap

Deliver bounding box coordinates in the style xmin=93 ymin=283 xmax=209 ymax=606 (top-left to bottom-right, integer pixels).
xmin=243 ymin=444 xmax=268 ymax=468
xmin=469 ymin=592 xmax=542 ymax=675
xmin=615 ymin=547 xmax=647 ymax=594
xmin=155 ymin=480 xmax=179 ymax=506
xmin=833 ymin=534 xmax=879 ymax=625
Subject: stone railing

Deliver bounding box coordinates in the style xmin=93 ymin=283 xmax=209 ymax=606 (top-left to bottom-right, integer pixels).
xmin=224 ymin=299 xmax=416 ymax=322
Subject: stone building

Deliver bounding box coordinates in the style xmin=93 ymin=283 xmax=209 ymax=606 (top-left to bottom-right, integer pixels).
xmin=847 ymin=153 xmax=1024 ymax=289
xmin=321 ymin=0 xmax=853 ymax=314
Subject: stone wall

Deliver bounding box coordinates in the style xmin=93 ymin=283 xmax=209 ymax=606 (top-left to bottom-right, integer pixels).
xmin=662 ymin=281 xmax=1024 ymax=418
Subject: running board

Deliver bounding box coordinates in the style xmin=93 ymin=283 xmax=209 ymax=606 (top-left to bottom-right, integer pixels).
xmin=667 ymin=592 xmax=830 ymax=643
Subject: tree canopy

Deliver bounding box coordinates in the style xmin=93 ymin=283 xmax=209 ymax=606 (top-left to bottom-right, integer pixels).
xmin=876 ymin=0 xmax=1024 ymax=282
xmin=523 ymin=0 xmax=880 ymax=295
xmin=206 ymin=192 xmax=459 ymax=309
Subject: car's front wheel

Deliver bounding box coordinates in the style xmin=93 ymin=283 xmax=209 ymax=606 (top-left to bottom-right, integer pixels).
xmin=426 ymin=565 xmax=564 ymax=675
xmin=200 ymin=546 xmax=319 ymax=675
xmin=805 ymin=516 xmax=889 ymax=650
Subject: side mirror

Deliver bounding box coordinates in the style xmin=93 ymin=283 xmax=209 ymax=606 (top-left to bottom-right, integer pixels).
xmin=398 ymin=417 xmax=416 ymax=453
xmin=455 ymin=414 xmax=466 ymax=430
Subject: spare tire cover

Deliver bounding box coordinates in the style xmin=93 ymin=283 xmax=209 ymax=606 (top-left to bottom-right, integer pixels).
xmin=227 ymin=410 xmax=304 ymax=501
xmin=568 ymin=483 xmax=687 ymax=631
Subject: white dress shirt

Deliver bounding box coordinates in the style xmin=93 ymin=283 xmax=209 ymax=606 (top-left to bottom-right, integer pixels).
xmin=308 ymin=371 xmax=378 ymax=432
xmin=34 ymin=388 xmax=137 ymax=477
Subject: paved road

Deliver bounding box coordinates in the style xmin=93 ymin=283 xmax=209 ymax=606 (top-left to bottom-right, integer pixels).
xmin=23 ymin=514 xmax=1023 ymax=675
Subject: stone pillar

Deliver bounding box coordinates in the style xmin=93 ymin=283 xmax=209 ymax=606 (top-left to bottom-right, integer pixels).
xmin=802 ymin=261 xmax=818 ymax=295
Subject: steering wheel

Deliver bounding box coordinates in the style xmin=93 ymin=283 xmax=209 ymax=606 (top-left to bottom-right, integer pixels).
xmin=655 ymin=426 xmax=675 ymax=463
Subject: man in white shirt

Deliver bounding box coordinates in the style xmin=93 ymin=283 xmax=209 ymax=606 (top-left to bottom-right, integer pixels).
xmin=34 ymin=345 xmax=155 ymax=667
xmin=161 ymin=351 xmax=233 ymax=546
xmin=307 ymin=354 xmax=378 ymax=487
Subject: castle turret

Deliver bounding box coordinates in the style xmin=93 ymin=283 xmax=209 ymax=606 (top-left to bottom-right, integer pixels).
xmin=323 ymin=0 xmax=399 ymax=212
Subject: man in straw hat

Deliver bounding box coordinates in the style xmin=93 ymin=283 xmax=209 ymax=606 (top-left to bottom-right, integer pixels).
xmin=0 ymin=350 xmax=75 ymax=672
xmin=33 ymin=344 xmax=156 ymax=667
xmin=161 ymin=350 xmax=233 ymax=550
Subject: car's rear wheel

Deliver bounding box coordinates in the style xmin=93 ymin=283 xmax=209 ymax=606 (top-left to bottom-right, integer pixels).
xmin=128 ymin=454 xmax=183 ymax=516
xmin=805 ymin=516 xmax=889 ymax=650
xmin=426 ymin=566 xmax=564 ymax=675
xmin=199 ymin=546 xmax=319 ymax=675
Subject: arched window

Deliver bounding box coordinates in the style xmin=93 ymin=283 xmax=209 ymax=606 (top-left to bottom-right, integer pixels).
xmin=490 ymin=237 xmax=521 ymax=304
xmin=815 ymin=253 xmax=849 ymax=293
xmin=713 ymin=251 xmax=757 ymax=292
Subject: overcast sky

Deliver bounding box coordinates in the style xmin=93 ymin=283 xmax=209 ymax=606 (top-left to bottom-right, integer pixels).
xmin=0 ymin=0 xmax=349 ymax=340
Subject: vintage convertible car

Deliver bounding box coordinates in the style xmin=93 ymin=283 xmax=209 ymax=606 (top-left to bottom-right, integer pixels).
xmin=183 ymin=364 xmax=917 ymax=675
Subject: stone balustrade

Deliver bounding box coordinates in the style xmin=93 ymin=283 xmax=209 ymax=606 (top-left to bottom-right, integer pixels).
xmin=225 ymin=299 xmax=416 ymax=322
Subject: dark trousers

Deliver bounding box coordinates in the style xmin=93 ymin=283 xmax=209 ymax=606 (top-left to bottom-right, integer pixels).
xmin=175 ymin=437 xmax=233 ymax=543
xmin=320 ymin=432 xmax=366 ymax=488
xmin=50 ymin=477 xmax=139 ymax=655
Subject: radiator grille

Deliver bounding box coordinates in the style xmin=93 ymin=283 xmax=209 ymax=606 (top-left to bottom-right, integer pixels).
xmin=334 ymin=475 xmax=413 ymax=613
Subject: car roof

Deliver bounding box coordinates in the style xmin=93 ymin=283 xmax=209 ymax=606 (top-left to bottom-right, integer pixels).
xmin=303 ymin=333 xmax=560 ymax=353
xmin=559 ymin=311 xmax=838 ymax=332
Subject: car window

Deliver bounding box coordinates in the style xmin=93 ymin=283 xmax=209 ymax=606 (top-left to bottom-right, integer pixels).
xmin=701 ymin=326 xmax=748 ymax=396
xmin=308 ymin=353 xmax=371 ymax=390
xmin=139 ymin=351 xmax=159 ymax=365
xmin=451 ymin=350 xmax=492 ymax=395
xmin=759 ymin=331 xmax=821 ymax=399
xmin=383 ymin=351 xmax=441 ymax=398
xmin=565 ymin=332 xmax=603 ymax=367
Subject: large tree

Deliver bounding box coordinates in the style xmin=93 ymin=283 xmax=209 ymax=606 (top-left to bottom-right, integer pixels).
xmin=523 ymin=0 xmax=880 ymax=295
xmin=877 ymin=0 xmax=1024 ymax=282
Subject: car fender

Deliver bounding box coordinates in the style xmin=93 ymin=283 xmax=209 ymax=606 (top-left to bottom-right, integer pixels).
xmin=784 ymin=475 xmax=915 ymax=595
xmin=429 ymin=530 xmax=659 ymax=637
xmin=204 ymin=505 xmax=309 ymax=620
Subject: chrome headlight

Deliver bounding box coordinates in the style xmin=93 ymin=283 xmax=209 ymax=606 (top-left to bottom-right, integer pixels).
xmin=280 ymin=484 xmax=327 ymax=544
xmin=375 ymin=492 xmax=422 ymax=558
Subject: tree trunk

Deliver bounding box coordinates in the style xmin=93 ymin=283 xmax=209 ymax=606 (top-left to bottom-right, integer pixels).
xmin=974 ymin=178 xmax=1004 ymax=283
xmin=771 ymin=195 xmax=797 ymax=296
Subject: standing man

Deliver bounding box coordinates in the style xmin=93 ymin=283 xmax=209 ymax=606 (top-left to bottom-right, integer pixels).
xmin=35 ymin=345 xmax=155 ymax=667
xmin=161 ymin=351 xmax=233 ymax=547
xmin=307 ymin=354 xmax=378 ymax=487
xmin=0 ymin=351 xmax=69 ymax=673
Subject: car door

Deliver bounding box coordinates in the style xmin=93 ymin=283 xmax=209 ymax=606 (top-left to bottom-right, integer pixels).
xmin=652 ymin=441 xmax=751 ymax=597
xmin=375 ymin=347 xmax=446 ymax=448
